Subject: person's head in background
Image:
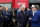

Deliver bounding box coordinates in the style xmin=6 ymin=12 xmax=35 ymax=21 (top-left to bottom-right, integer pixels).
xmin=12 ymin=8 xmax=15 ymax=12
xmin=2 ymin=7 xmax=6 ymax=11
xmin=0 ymin=6 xmax=3 ymax=10
xmin=27 ymin=6 xmax=30 ymax=11
xmin=35 ymin=5 xmax=39 ymax=10
xmin=5 ymin=7 xmax=8 ymax=11
xmin=21 ymin=5 xmax=25 ymax=12
xmin=19 ymin=6 xmax=22 ymax=10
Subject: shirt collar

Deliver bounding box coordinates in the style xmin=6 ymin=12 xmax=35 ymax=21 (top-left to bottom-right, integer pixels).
xmin=18 ymin=9 xmax=21 ymax=11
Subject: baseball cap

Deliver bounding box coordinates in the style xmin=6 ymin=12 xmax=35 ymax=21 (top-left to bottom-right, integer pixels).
xmin=31 ymin=5 xmax=35 ymax=7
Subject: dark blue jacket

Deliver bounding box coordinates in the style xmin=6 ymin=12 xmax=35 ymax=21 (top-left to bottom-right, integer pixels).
xmin=31 ymin=10 xmax=40 ymax=27
xmin=27 ymin=9 xmax=33 ymax=23
xmin=17 ymin=11 xmax=28 ymax=24
xmin=3 ymin=11 xmax=11 ymax=20
xmin=27 ymin=9 xmax=33 ymax=18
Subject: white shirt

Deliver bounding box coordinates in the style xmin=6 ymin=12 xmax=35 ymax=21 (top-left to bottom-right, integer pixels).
xmin=18 ymin=9 xmax=21 ymax=11
xmin=32 ymin=10 xmax=37 ymax=16
xmin=17 ymin=9 xmax=21 ymax=14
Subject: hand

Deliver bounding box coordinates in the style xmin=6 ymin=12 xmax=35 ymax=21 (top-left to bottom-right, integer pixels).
xmin=12 ymin=19 xmax=16 ymax=22
xmin=29 ymin=17 xmax=32 ymax=20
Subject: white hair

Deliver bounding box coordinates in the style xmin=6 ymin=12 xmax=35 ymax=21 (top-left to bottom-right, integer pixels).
xmin=21 ymin=5 xmax=25 ymax=8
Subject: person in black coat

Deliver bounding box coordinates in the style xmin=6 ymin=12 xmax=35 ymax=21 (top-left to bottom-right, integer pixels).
xmin=17 ymin=5 xmax=28 ymax=27
xmin=0 ymin=6 xmax=3 ymax=27
xmin=10 ymin=8 xmax=17 ymax=27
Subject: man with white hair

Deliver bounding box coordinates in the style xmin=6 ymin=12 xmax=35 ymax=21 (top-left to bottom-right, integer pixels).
xmin=21 ymin=5 xmax=25 ymax=11
xmin=17 ymin=5 xmax=25 ymax=14
xmin=17 ymin=5 xmax=28 ymax=27
xmin=29 ymin=5 xmax=40 ymax=27
xmin=27 ymin=5 xmax=38 ymax=27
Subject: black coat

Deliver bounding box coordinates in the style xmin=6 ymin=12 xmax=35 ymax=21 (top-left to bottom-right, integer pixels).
xmin=17 ymin=11 xmax=28 ymax=24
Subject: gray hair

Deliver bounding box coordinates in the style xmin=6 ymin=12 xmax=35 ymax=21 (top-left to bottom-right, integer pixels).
xmin=35 ymin=5 xmax=39 ymax=10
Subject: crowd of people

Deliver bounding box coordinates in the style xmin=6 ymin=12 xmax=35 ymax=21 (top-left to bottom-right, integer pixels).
xmin=0 ymin=5 xmax=40 ymax=27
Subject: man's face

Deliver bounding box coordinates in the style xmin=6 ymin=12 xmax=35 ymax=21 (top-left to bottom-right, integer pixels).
xmin=0 ymin=7 xmax=2 ymax=10
xmin=12 ymin=9 xmax=14 ymax=12
xmin=19 ymin=7 xmax=22 ymax=10
xmin=32 ymin=7 xmax=36 ymax=11
xmin=22 ymin=7 xmax=25 ymax=11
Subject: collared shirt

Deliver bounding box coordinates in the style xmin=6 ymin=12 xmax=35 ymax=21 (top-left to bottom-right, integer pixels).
xmin=32 ymin=10 xmax=37 ymax=16
xmin=17 ymin=9 xmax=21 ymax=14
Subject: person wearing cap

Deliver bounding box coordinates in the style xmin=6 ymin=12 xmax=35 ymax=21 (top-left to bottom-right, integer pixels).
xmin=29 ymin=5 xmax=40 ymax=27
xmin=27 ymin=5 xmax=37 ymax=27
xmin=17 ymin=5 xmax=28 ymax=27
